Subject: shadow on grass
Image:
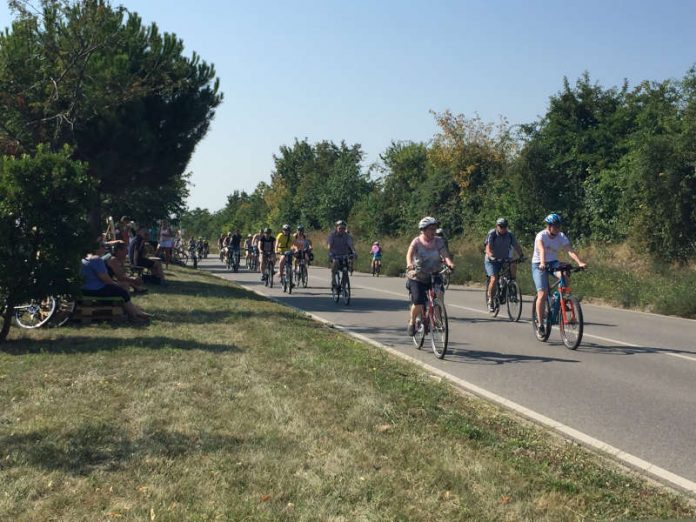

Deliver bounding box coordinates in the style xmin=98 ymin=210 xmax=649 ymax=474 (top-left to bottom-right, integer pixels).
xmin=1 ymin=423 xmax=250 ymax=476
xmin=158 ymin=279 xmax=267 ymax=301
xmin=1 ymin=335 xmax=244 ymax=355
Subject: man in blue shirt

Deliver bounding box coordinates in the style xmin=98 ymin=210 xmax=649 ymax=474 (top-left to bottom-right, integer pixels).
xmin=484 ymin=218 xmax=524 ymax=312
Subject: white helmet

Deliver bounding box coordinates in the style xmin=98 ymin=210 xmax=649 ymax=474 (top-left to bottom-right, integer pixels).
xmin=418 ymin=216 xmax=439 ymax=230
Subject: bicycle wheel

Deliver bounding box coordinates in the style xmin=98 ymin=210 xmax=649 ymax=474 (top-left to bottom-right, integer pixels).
xmin=430 ymin=302 xmax=449 ymax=359
xmin=14 ymin=296 xmax=57 ymax=329
xmin=412 ymin=315 xmax=426 ymax=349
xmin=559 ymin=296 xmax=583 ymax=350
xmin=506 ymin=280 xmax=523 ymax=322
xmin=331 ymin=274 xmax=340 ymax=303
xmin=531 ymin=295 xmax=551 ymax=342
xmin=301 ymin=265 xmax=308 ymax=288
xmin=486 ymin=280 xmax=500 ymax=318
xmin=50 ymin=295 xmax=76 ymax=327
xmin=269 ymin=265 xmax=274 ymax=288
xmin=341 ymin=274 xmax=351 ymax=305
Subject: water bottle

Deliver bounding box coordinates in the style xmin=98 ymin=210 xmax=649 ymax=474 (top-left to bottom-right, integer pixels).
xmin=550 ymin=290 xmax=560 ymax=324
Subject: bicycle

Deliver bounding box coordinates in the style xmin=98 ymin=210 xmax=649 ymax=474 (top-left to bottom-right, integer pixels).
xmin=531 ymin=264 xmax=586 ymax=349
xmin=485 ymin=258 xmax=523 ymax=321
xmin=280 ymin=251 xmax=294 ymax=294
xmin=294 ymin=250 xmax=309 ymax=288
xmin=248 ymin=248 xmax=259 ymax=272
xmin=231 ymin=248 xmax=241 ymax=273
xmin=263 ymin=254 xmax=275 ymax=288
xmin=410 ymin=266 xmax=450 ymax=359
xmin=172 ymin=246 xmax=188 ymax=266
xmin=331 ymin=254 xmax=352 ymax=305
xmin=440 ymin=263 xmax=451 ymax=290
xmin=372 ymin=257 xmax=381 ymax=277
xmin=14 ymin=296 xmax=58 ymax=328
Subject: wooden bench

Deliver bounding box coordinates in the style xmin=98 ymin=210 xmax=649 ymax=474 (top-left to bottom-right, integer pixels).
xmin=71 ymin=296 xmax=126 ymax=324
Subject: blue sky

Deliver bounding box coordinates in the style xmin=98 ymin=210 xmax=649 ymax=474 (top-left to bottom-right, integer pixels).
xmin=2 ymin=0 xmax=695 ymax=211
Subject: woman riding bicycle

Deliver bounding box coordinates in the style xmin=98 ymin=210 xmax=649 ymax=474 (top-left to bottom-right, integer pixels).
xmin=370 ymin=241 xmax=382 ymax=274
xmin=532 ymin=213 xmax=587 ymax=336
xmin=405 ymin=217 xmax=455 ymax=336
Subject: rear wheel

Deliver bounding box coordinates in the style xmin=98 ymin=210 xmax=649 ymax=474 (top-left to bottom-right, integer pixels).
xmin=50 ymin=295 xmax=76 ymax=327
xmin=14 ymin=296 xmax=57 ymax=329
xmin=531 ymin=295 xmax=551 ymax=342
xmin=430 ymin=302 xmax=449 ymax=359
xmin=559 ymin=296 xmax=583 ymax=350
xmin=506 ymin=280 xmax=523 ymax=322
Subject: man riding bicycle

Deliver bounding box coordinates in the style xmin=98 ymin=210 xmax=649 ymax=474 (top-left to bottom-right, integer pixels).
xmin=532 ymin=213 xmax=587 ymax=335
xmin=275 ymin=224 xmax=294 ymax=284
xmin=484 ymin=218 xmax=524 ymax=312
xmin=258 ymin=228 xmax=276 ymax=281
xmin=293 ymin=224 xmax=313 ymax=267
xmin=327 ymin=220 xmax=355 ymax=289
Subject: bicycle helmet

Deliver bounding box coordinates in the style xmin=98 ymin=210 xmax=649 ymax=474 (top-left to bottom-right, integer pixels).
xmin=496 ymin=217 xmax=508 ymax=227
xmin=373 ymin=241 xmax=379 ymax=245
xmin=247 ymin=233 xmax=252 ymax=237
xmin=264 ymin=227 xmax=272 ymax=234
xmin=297 ymin=224 xmax=305 ymax=231
xmin=282 ymin=224 xmax=290 ymax=231
xmin=418 ymin=216 xmax=439 ymax=230
xmin=335 ymin=220 xmax=347 ymax=227
xmin=544 ymin=213 xmax=562 ymax=225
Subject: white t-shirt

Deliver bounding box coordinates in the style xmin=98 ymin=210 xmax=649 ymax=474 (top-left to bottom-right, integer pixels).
xmin=532 ymin=230 xmax=571 ymax=263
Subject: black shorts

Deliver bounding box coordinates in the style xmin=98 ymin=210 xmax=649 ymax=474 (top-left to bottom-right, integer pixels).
xmin=406 ymin=276 xmax=442 ymax=305
xmin=82 ymin=284 xmax=131 ymax=302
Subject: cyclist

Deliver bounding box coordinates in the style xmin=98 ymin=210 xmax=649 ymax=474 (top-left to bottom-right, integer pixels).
xmin=275 ymin=224 xmax=294 ymax=284
xmin=293 ymin=224 xmax=313 ymax=268
xmin=370 ymin=241 xmax=383 ymax=275
xmin=406 ymin=217 xmax=455 ymax=336
xmin=218 ymin=233 xmax=226 ymax=261
xmin=484 ymin=218 xmax=524 ymax=312
xmin=532 ymin=213 xmax=587 ymax=335
xmin=258 ymin=228 xmax=276 ymax=281
xmin=229 ymin=229 xmax=242 ymax=268
xmin=435 ymin=228 xmax=449 ymax=254
xmin=327 ymin=220 xmax=355 ymax=289
xmin=244 ymin=234 xmax=254 ymax=266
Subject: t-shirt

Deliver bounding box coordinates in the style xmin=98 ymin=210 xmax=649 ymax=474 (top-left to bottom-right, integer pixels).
xmin=276 ymin=233 xmax=293 ymax=253
xmin=327 ymin=231 xmax=353 ymax=256
xmin=408 ymin=236 xmax=446 ymax=280
xmin=485 ymin=229 xmax=518 ymax=260
xmin=230 ymin=233 xmax=242 ymax=249
xmin=532 ymin=230 xmax=571 ymax=263
xmin=259 ymin=235 xmax=275 ymax=254
xmin=80 ymin=256 xmax=107 ymax=291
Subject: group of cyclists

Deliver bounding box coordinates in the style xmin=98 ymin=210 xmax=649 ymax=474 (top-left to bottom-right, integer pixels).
xmin=213 ymin=212 xmax=587 ymax=341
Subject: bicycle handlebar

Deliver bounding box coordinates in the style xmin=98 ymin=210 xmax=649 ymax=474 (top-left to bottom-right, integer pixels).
xmin=541 ymin=263 xmax=587 ymax=274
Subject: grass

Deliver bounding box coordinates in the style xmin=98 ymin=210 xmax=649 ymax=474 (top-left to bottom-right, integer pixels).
xmin=309 ymin=232 xmax=696 ymax=318
xmin=1 ymin=266 xmax=695 ymax=520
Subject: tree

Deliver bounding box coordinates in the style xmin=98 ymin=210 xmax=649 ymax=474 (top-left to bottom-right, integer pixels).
xmin=0 ymin=0 xmax=222 ymax=227
xmin=0 ymin=147 xmax=96 ymax=342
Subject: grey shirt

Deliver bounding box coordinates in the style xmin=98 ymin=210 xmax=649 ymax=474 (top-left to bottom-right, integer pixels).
xmin=327 ymin=230 xmax=353 ymax=256
xmin=485 ymin=229 xmax=518 ymax=260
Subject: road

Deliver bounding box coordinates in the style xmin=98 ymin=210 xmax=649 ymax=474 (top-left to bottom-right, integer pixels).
xmin=199 ymin=257 xmax=696 ymax=492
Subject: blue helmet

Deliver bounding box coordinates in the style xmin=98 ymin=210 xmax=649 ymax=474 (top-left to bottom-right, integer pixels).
xmin=544 ymin=213 xmax=562 ymax=225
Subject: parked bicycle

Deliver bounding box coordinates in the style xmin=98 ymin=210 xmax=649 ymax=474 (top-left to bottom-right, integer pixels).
xmin=485 ymin=258 xmax=523 ymax=321
xmin=13 ymin=294 xmax=76 ymax=329
xmin=531 ymin=264 xmax=586 ymax=349
xmin=280 ymin=251 xmax=294 ymax=294
xmin=331 ymin=254 xmax=353 ymax=305
xmin=410 ymin=266 xmax=450 ymax=359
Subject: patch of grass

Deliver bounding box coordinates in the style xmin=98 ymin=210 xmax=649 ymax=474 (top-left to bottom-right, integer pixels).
xmin=2 ymin=266 xmax=693 ymax=520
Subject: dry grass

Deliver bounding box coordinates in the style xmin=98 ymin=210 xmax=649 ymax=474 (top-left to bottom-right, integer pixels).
xmin=1 ymin=266 xmax=694 ymax=520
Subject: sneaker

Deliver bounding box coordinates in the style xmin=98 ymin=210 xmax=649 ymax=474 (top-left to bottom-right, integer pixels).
xmin=488 ymin=301 xmax=495 ymax=312
xmin=536 ymin=323 xmax=545 ymax=336
xmin=407 ymin=323 xmax=415 ymax=336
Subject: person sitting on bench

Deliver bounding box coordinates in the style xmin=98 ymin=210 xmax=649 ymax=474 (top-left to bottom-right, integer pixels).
xmin=81 ymin=239 xmax=151 ymax=321
xmin=107 ymin=241 xmax=148 ymax=294
xmin=133 ymin=227 xmax=165 ymax=281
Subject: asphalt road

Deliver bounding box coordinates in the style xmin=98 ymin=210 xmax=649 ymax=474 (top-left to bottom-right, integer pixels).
xmin=199 ymin=257 xmax=696 ymax=491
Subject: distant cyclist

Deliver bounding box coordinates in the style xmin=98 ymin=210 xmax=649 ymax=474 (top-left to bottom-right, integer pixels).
xmin=327 ymin=220 xmax=355 ymax=288
xmin=406 ymin=217 xmax=455 ymax=336
xmin=275 ymin=224 xmax=294 ymax=283
xmin=484 ymin=218 xmax=524 ymax=312
xmin=258 ymin=228 xmax=276 ymax=281
xmin=244 ymin=234 xmax=253 ymax=266
xmin=370 ymin=241 xmax=382 ymax=275
xmin=532 ymin=213 xmax=587 ymax=336
xmin=293 ymin=225 xmax=313 ymax=267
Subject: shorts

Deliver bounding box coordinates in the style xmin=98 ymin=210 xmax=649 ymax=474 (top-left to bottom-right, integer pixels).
xmin=372 ymin=254 xmax=382 ymax=261
xmin=406 ymin=276 xmax=441 ymax=305
xmin=531 ymin=260 xmax=560 ymax=291
xmin=484 ymin=257 xmax=503 ymax=277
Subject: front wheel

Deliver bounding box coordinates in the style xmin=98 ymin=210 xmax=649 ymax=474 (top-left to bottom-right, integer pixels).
xmin=506 ymin=280 xmax=523 ymax=322
xmin=341 ymin=273 xmax=351 ymax=305
xmin=50 ymin=295 xmax=76 ymax=327
xmin=559 ymin=296 xmax=584 ymax=350
xmin=485 ymin=278 xmax=500 ymax=317
xmin=430 ymin=302 xmax=449 ymax=359
xmin=14 ymin=296 xmax=57 ymax=329
xmin=412 ymin=314 xmax=426 ymax=349
xmin=531 ymin=295 xmax=551 ymax=342
xmin=331 ymin=274 xmax=340 ymax=303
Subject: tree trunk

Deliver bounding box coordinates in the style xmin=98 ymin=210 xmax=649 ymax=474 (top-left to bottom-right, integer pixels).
xmin=0 ymin=304 xmax=13 ymax=343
